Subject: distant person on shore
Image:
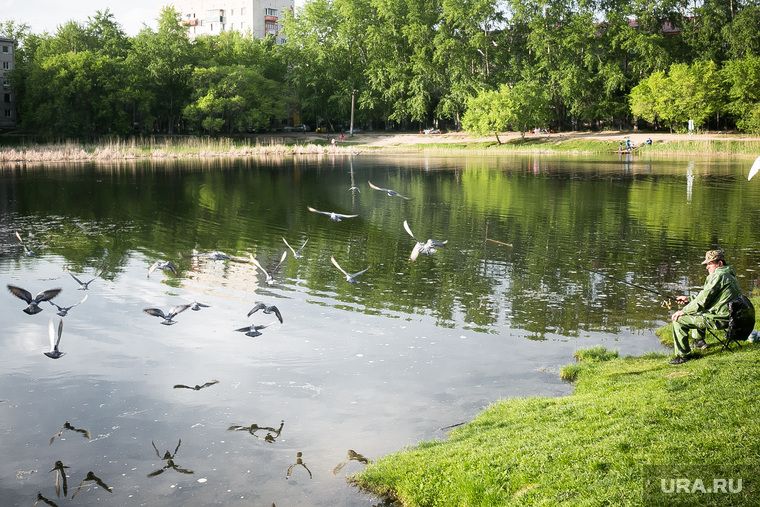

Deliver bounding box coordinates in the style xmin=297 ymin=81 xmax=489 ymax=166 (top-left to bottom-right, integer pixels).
xmin=669 ymin=249 xmax=741 ymax=364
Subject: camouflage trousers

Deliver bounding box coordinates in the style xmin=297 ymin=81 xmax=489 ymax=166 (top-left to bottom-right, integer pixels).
xmin=672 ymin=314 xmax=727 ymax=356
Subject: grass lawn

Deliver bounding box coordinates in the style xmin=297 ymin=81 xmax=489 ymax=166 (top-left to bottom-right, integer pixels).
xmin=351 ymin=296 xmax=760 ymax=506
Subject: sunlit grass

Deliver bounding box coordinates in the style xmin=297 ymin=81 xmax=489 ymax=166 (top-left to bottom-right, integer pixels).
xmin=352 ymin=341 xmax=760 ymax=505
xmin=392 ymin=136 xmax=760 ymax=157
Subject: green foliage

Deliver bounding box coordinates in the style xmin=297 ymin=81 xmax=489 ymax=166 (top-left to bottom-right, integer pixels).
xmin=461 ymin=81 xmax=550 ymax=142
xmin=723 ymin=55 xmax=760 ymax=134
xmin=6 ymin=0 xmax=760 ymax=137
xmin=630 ymin=61 xmax=724 ymax=132
xmin=184 ymin=65 xmax=283 ymax=134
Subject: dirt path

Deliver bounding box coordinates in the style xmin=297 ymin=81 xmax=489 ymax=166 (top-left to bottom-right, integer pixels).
xmin=295 ymin=130 xmax=757 ymax=149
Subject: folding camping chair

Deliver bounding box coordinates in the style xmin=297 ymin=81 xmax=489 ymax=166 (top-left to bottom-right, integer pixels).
xmin=707 ymin=295 xmax=756 ymax=352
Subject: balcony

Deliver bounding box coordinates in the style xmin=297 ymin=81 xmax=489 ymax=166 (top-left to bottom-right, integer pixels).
xmin=264 ymin=15 xmax=278 ymax=21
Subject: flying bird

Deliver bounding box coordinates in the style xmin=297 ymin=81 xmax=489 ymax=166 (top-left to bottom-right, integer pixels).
xmin=282 ymin=237 xmax=308 ymax=259
xmin=48 ymin=294 xmax=88 ymax=317
xmin=14 ymin=230 xmax=36 ymax=257
xmin=174 ymin=380 xmax=219 ymax=390
xmin=189 ymin=300 xmax=210 ymax=311
xmin=368 ymin=181 xmax=412 ymax=200
xmin=195 ymin=250 xmax=231 ymax=261
xmin=65 ymin=268 xmax=102 ymax=290
xmin=307 ymin=206 xmax=358 ymax=222
xmin=248 ymin=302 xmax=283 ymax=324
xmin=403 ymin=220 xmax=448 ymax=262
xmin=749 ymin=155 xmax=760 ymax=181
xmin=234 ymin=323 xmax=269 ymax=337
xmin=148 ymin=260 xmax=178 ymax=278
xmin=250 ymin=251 xmax=287 ymax=285
xmin=7 ymin=285 xmax=62 ymax=314
xmin=49 ymin=460 xmax=70 ymax=498
xmin=45 ymin=319 xmax=66 ymax=359
xmin=143 ymin=304 xmax=192 ymax=325
xmin=330 ymin=256 xmax=370 ymax=284
xmin=50 ymin=422 xmax=91 ymax=445
xmin=70 ymin=471 xmax=112 ymax=498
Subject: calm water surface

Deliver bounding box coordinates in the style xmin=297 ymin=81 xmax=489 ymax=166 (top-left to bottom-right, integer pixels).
xmin=2 ymin=153 xmax=760 ymax=506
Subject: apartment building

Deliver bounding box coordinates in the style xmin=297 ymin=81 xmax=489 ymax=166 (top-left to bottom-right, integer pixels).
xmin=172 ymin=0 xmax=295 ymax=44
xmin=0 ymin=37 xmax=15 ymax=129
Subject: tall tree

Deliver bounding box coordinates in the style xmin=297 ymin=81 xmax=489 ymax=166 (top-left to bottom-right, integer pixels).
xmin=722 ymin=55 xmax=760 ymax=133
xmin=129 ymin=7 xmax=194 ymax=133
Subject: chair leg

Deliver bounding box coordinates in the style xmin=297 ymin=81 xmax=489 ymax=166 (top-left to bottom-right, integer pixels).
xmin=706 ymin=328 xmax=734 ymax=353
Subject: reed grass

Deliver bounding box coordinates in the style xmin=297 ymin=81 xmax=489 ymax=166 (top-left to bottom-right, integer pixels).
xmin=0 ymin=136 xmax=356 ymax=163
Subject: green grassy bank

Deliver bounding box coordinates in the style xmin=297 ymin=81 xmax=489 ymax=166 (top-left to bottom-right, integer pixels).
xmin=2 ymin=133 xmax=760 ymax=162
xmin=397 ymin=136 xmax=760 ymax=158
xmin=351 ymin=296 xmax=760 ymax=506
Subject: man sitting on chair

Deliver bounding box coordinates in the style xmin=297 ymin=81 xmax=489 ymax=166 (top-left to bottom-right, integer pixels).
xmin=669 ymin=249 xmax=742 ymax=364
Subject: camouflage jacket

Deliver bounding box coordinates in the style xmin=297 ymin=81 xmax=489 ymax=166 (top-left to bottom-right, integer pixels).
xmin=682 ymin=265 xmax=741 ymax=320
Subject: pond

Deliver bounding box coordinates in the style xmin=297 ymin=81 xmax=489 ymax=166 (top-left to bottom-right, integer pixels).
xmin=2 ymin=152 xmax=760 ymax=506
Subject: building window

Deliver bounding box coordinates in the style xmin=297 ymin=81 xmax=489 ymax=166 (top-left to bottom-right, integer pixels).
xmin=2 ymin=62 xmax=9 ymax=70
xmin=4 ymin=93 xmax=10 ymax=103
xmin=5 ymin=109 xmax=12 ymax=118
xmin=266 ymin=8 xmax=278 ymax=16
xmin=241 ymin=7 xmax=246 ymax=15
xmin=265 ymin=21 xmax=278 ymax=31
xmin=2 ymin=45 xmax=8 ymax=54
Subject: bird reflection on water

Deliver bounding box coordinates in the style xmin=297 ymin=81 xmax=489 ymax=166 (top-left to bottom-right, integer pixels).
xmin=173 ymin=380 xmax=219 ymax=391
xmin=228 ymin=420 xmax=285 ymax=443
xmin=148 ymin=439 xmax=194 ymax=477
xmin=70 ymin=471 xmax=113 ymax=498
xmin=49 ymin=422 xmax=91 ymax=445
xmin=32 ymin=492 xmax=59 ymax=507
xmin=286 ymin=452 xmax=312 ymax=479
xmin=332 ymin=449 xmax=371 ymax=475
xmin=48 ymin=460 xmax=69 ymax=497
